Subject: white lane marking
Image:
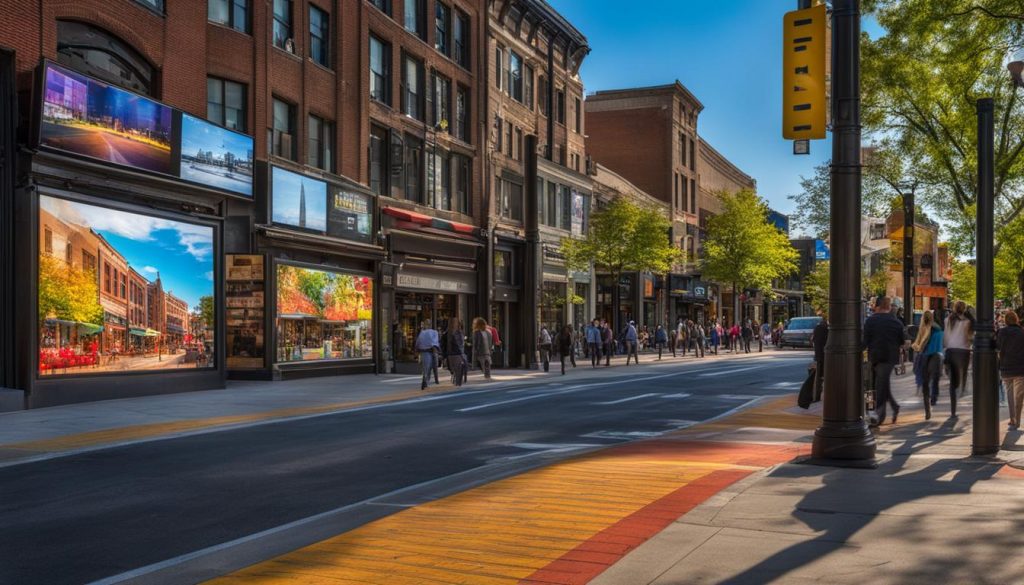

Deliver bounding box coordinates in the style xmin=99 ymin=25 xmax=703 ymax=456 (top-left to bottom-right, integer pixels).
xmin=699 ymin=366 xmax=760 ymax=377
xmin=456 ymin=390 xmax=572 ymax=412
xmin=770 ymin=382 xmax=801 ymax=389
xmin=595 ymin=393 xmax=662 ymax=405
xmin=662 ymin=393 xmax=692 ymax=399
xmin=380 ymin=376 xmax=422 ymax=384
xmin=718 ymin=394 xmax=761 ymax=400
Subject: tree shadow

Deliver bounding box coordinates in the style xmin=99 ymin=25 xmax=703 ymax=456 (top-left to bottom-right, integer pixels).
xmin=716 ymin=419 xmax=1007 ymax=584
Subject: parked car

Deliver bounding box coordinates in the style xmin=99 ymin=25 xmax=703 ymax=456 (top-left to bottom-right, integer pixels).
xmin=779 ymin=316 xmax=822 ymax=349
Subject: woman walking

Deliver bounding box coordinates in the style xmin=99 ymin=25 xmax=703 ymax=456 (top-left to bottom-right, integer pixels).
xmin=997 ymin=311 xmax=1024 ymax=431
xmin=911 ymin=311 xmax=943 ymax=420
xmin=943 ymin=301 xmax=974 ymax=416
xmin=557 ymin=324 xmax=576 ymax=375
xmin=446 ymin=318 xmax=467 ymax=387
xmin=471 ymin=318 xmax=493 ymax=380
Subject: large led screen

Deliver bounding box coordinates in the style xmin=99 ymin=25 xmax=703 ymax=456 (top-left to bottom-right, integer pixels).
xmin=272 ymin=166 xmax=327 ymax=232
xmin=179 ymin=113 xmax=254 ymax=197
xmin=40 ymin=63 xmax=173 ymax=174
xmin=327 ymin=189 xmax=372 ymax=244
xmin=276 ymin=265 xmax=373 ymax=362
xmin=38 ymin=195 xmax=216 ymax=376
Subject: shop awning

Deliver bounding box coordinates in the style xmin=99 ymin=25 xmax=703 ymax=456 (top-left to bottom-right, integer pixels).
xmin=279 ymin=313 xmax=320 ymax=320
xmin=129 ymin=327 xmax=161 ymax=337
xmin=166 ymin=324 xmax=186 ymax=334
xmin=383 ymin=206 xmax=478 ymax=236
xmin=45 ymin=318 xmax=104 ymax=335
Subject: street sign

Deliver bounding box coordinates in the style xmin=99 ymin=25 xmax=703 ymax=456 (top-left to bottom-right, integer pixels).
xmin=783 ymin=4 xmax=827 ymax=140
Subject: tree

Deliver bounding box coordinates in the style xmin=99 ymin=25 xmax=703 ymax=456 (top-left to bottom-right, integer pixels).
xmin=997 ymin=214 xmax=1024 ymax=304
xmin=788 ymin=154 xmax=897 ymax=238
xmin=862 ymin=0 xmax=1024 ymax=257
xmin=38 ymin=254 xmax=103 ymax=326
xmin=701 ymin=190 xmax=800 ymax=322
xmin=561 ymin=196 xmax=682 ymax=332
xmin=949 ymin=260 xmax=977 ymax=308
xmin=804 ymin=261 xmax=831 ymax=315
xmin=196 ymin=295 xmax=215 ymax=331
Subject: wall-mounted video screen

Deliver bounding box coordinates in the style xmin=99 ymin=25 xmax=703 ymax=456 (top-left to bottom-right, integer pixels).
xmin=328 ymin=189 xmax=373 ymax=244
xmin=271 ymin=166 xmax=328 ymax=232
xmin=179 ymin=114 xmax=254 ymax=197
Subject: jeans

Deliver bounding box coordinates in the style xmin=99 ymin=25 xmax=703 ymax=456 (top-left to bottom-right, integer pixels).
xmin=625 ymin=341 xmax=639 ymax=365
xmin=539 ymin=344 xmax=551 ymax=372
xmin=813 ymin=359 xmax=825 ymax=402
xmin=559 ymin=350 xmax=576 ymax=374
xmin=947 ymin=348 xmax=970 ymax=414
xmin=419 ymin=351 xmax=435 ymax=388
xmin=872 ymin=361 xmax=899 ymax=423
xmin=589 ymin=342 xmax=601 ymax=366
xmin=475 ymin=356 xmax=491 ymax=378
xmin=448 ymin=354 xmax=466 ymax=386
xmin=694 ymin=338 xmax=705 ymax=358
xmin=1004 ymin=376 xmax=1024 ymax=427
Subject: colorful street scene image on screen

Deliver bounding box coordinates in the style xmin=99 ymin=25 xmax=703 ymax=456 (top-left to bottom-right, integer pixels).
xmin=276 ymin=265 xmax=373 ymax=362
xmin=179 ymin=114 xmax=254 ymax=197
xmin=40 ymin=64 xmax=173 ymax=174
xmin=38 ymin=195 xmax=216 ymax=376
xmin=272 ymin=166 xmax=327 ymax=232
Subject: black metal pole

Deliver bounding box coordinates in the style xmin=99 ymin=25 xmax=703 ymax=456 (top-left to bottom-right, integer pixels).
xmin=973 ymin=98 xmax=999 ymax=456
xmin=811 ymin=0 xmax=877 ymax=465
xmin=903 ymin=189 xmax=914 ymax=326
xmin=524 ymin=134 xmax=540 ymax=370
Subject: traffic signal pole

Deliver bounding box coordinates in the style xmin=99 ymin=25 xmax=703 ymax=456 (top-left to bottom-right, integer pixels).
xmin=811 ymin=0 xmax=877 ymax=465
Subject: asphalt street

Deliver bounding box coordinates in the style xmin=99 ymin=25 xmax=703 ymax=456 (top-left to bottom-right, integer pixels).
xmin=0 ymin=351 xmax=810 ymax=585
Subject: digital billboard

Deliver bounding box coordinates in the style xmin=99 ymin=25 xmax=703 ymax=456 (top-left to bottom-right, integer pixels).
xmin=40 ymin=63 xmax=173 ymax=174
xmin=38 ymin=195 xmax=215 ymax=376
xmin=179 ymin=114 xmax=254 ymax=197
xmin=276 ymin=265 xmax=373 ymax=362
xmin=327 ymin=189 xmax=373 ymax=244
xmin=271 ymin=166 xmax=327 ymax=232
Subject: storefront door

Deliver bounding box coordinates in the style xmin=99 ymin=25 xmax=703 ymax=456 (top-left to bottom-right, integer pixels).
xmin=395 ymin=292 xmax=458 ymax=364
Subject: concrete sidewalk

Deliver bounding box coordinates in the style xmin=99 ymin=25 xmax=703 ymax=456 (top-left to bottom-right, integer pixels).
xmin=593 ymin=373 xmax=1024 ymax=585
xmin=0 ymin=346 xmax=780 ymax=466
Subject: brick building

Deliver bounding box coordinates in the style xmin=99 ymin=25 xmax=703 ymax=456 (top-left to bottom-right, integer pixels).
xmin=486 ymin=0 xmax=590 ymax=368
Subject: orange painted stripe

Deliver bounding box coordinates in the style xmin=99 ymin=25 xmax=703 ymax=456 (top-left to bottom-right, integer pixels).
xmin=519 ymin=469 xmax=752 ymax=585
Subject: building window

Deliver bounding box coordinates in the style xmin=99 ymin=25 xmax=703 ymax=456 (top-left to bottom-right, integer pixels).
xmin=504 ymin=121 xmax=512 ymax=157
xmin=404 ymin=135 xmax=423 ymax=203
xmin=435 ymin=1 xmax=450 ymax=56
xmin=570 ymin=152 xmax=580 ymax=172
xmin=401 ymin=54 xmax=424 ymax=120
xmin=309 ymin=5 xmax=330 ymax=68
xmin=514 ymin=127 xmax=523 ymax=161
xmin=680 ymin=133 xmax=687 ymax=165
xmin=453 ymin=9 xmax=469 ymax=69
xmin=82 ymin=251 xmax=96 ymax=273
xmin=134 ymin=0 xmax=164 ymax=12
xmin=574 ymin=96 xmax=581 ymax=133
xmin=272 ymin=0 xmax=292 ymax=50
xmin=208 ymin=0 xmax=248 ymax=32
xmin=538 ymin=76 xmax=548 ymax=116
xmin=495 ymin=46 xmax=503 ymax=90
xmin=431 ymin=72 xmax=451 ymax=131
xmin=691 ymin=178 xmax=696 ymax=212
xmin=498 ymin=176 xmax=523 ymax=221
xmin=495 ymin=116 xmax=503 ymax=152
xmin=545 ymin=181 xmax=557 ymax=227
xmin=369 ymin=124 xmax=389 ymax=196
xmin=104 ymin=264 xmax=111 ymax=293
xmin=404 ymin=0 xmax=425 ymax=39
xmin=428 ymin=149 xmax=451 ymax=210
xmin=369 ymin=0 xmax=390 ymax=15
xmin=453 ymin=153 xmax=470 ymax=214
xmin=56 ymin=21 xmax=155 ymax=96
xmin=307 ymin=114 xmax=334 ymax=172
xmin=494 ymin=250 xmax=512 ymax=285
xmin=271 ymin=97 xmax=296 ymax=160
xmin=455 ymin=85 xmax=469 ymax=142
xmin=369 ymin=36 xmax=391 ymax=105
xmin=556 ymin=90 xmax=566 ymax=124
xmin=525 ymin=65 xmax=534 ymax=110
xmin=207 ymin=77 xmax=246 ymax=131
xmin=121 ymin=273 xmax=127 ymax=299
xmin=44 ymin=228 xmax=53 ymax=255
xmin=508 ymin=51 xmax=523 ymax=102
xmin=690 ymin=138 xmax=696 ymax=170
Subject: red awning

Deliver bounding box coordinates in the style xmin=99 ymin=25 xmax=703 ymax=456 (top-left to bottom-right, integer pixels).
xmin=382 ymin=206 xmax=477 ymax=236
xmin=382 ymin=206 xmax=433 ymax=224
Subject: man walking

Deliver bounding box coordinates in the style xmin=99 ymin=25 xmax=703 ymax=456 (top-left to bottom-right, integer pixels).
xmin=602 ymin=319 xmax=614 ymax=366
xmin=863 ymin=297 xmax=909 ymax=426
xmin=623 ymin=320 xmax=639 ymax=365
xmin=811 ymin=313 xmax=828 ymax=402
xmin=585 ymin=319 xmax=602 ymax=367
xmin=415 ymin=319 xmax=440 ymax=390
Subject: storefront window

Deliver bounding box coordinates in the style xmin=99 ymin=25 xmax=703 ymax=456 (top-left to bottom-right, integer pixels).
xmin=276 ymin=265 xmax=373 ymax=362
xmin=540 ymin=282 xmax=566 ymax=332
xmin=38 ymin=195 xmax=216 ymax=376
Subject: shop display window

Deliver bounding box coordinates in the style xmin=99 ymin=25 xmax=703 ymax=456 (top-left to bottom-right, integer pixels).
xmin=226 ymin=255 xmax=265 ymax=369
xmin=276 ymin=265 xmax=373 ymax=362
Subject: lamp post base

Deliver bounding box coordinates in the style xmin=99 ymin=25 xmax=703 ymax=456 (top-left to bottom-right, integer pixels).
xmin=811 ymin=420 xmax=877 ymax=466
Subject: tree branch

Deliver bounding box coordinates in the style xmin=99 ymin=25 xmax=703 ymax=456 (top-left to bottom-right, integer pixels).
xmin=947 ymin=5 xmax=1024 ymax=21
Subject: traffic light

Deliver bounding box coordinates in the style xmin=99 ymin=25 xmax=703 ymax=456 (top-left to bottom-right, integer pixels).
xmin=783 ymin=4 xmax=827 ymax=140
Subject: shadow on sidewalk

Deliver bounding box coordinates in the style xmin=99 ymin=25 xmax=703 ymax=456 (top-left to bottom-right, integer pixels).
xmin=717 ymin=418 xmax=1009 ymax=584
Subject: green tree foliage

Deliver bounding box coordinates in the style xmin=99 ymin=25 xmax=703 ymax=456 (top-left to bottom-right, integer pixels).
xmin=296 ymin=269 xmax=331 ymax=318
xmin=197 ymin=295 xmax=215 ymax=330
xmin=804 ymin=260 xmax=831 ymax=315
xmin=863 ymin=0 xmax=1024 ymax=256
xmin=789 ymin=153 xmax=901 ymax=238
xmin=949 ymin=260 xmax=977 ymax=307
xmin=38 ymin=254 xmax=103 ymax=325
xmin=701 ymin=190 xmax=800 ymax=316
xmin=997 ymin=215 xmax=1024 ymax=304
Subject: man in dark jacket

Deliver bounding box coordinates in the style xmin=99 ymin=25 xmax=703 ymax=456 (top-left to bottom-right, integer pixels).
xmin=863 ymin=297 xmax=909 ymax=426
xmin=811 ymin=314 xmax=828 ymax=402
xmin=997 ymin=310 xmax=1024 ymax=430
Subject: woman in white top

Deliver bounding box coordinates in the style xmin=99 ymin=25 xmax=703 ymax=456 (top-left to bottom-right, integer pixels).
xmin=943 ymin=301 xmax=975 ymax=416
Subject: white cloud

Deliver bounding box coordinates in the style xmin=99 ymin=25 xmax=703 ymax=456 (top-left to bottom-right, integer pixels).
xmin=204 ymin=271 xmax=214 ymax=281
xmin=142 ymin=266 xmax=158 ymax=275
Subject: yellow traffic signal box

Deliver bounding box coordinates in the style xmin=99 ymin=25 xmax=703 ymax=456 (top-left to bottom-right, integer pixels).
xmin=783 ymin=4 xmax=827 ymax=140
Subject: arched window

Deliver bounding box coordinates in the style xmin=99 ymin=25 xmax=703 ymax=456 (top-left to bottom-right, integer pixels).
xmin=56 ymin=21 xmax=155 ymax=96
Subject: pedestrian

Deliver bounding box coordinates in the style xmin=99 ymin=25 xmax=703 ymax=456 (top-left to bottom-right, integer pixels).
xmin=538 ymin=325 xmax=552 ymax=373
xmin=753 ymin=320 xmax=763 ymax=352
xmin=911 ymin=310 xmax=943 ymax=420
xmin=710 ymin=320 xmax=721 ymax=355
xmin=741 ymin=320 xmax=754 ymax=354
xmin=602 ymin=319 xmax=614 ymax=366
xmin=623 ymin=320 xmax=639 ymax=365
xmin=761 ymin=321 xmax=772 ymax=350
xmin=655 ymin=324 xmax=668 ymax=359
xmin=415 ymin=319 xmax=440 ymax=390
xmin=943 ymin=301 xmax=974 ymax=412
xmin=668 ymin=323 xmax=677 ymax=357
xmin=811 ymin=314 xmax=828 ymax=402
xmin=863 ymin=296 xmax=909 ymax=426
xmin=447 ymin=318 xmax=467 ymax=387
xmin=488 ymin=322 xmax=502 ymax=368
xmin=557 ymin=324 xmax=575 ymax=375
xmin=471 ymin=318 xmax=493 ymax=380
xmin=997 ymin=310 xmax=1024 ymax=431
xmin=585 ymin=319 xmax=602 ymax=367
xmin=729 ymin=322 xmax=740 ymax=353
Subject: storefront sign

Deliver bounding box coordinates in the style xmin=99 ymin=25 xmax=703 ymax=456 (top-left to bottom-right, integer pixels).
xmin=327 ymin=189 xmax=373 ymax=244
xmin=814 ymin=239 xmax=830 ymax=261
xmin=397 ymin=273 xmax=474 ymax=293
xmin=571 ymin=190 xmax=585 ymax=236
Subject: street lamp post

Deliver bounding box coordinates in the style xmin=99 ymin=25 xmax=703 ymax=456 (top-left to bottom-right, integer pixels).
xmin=973 ymin=98 xmax=999 ymax=456
xmin=811 ymin=0 xmax=877 ymax=465
xmin=901 ymin=184 xmax=916 ymax=327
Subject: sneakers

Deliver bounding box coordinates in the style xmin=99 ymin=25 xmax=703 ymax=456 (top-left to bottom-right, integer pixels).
xmin=891 ymin=404 xmax=901 ymax=425
xmin=1008 ymin=423 xmax=1019 ymax=431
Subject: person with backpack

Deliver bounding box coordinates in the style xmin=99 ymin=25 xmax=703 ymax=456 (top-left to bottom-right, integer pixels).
xmin=538 ymin=326 xmax=552 ymax=373
xmin=471 ymin=318 xmax=493 ymax=380
xmin=446 ymin=318 xmax=467 ymax=387
xmin=911 ymin=310 xmax=943 ymax=420
xmin=943 ymin=301 xmax=975 ymax=415
xmin=557 ymin=324 xmax=575 ymax=375
xmin=622 ymin=320 xmax=639 ymax=365
xmin=997 ymin=310 xmax=1024 ymax=431
xmin=654 ymin=324 xmax=668 ymax=359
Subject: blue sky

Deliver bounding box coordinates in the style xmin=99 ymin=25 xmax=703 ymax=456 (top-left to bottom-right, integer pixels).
xmin=549 ymin=0 xmax=883 ymax=224
xmin=272 ymin=167 xmax=327 ymax=231
xmin=181 ymin=114 xmax=253 ymax=162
